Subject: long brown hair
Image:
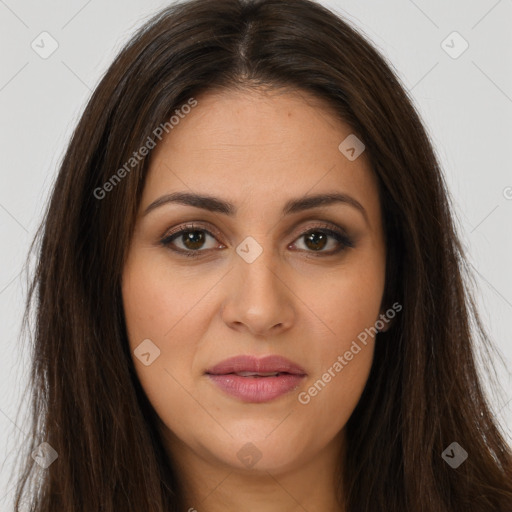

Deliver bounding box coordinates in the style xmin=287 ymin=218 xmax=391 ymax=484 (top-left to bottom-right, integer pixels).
xmin=12 ymin=0 xmax=512 ymax=510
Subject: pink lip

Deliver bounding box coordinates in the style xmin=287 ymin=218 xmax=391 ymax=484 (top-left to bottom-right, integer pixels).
xmin=206 ymin=355 xmax=307 ymax=403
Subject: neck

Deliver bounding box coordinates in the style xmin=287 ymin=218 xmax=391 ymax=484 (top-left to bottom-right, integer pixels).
xmin=161 ymin=427 xmax=346 ymax=512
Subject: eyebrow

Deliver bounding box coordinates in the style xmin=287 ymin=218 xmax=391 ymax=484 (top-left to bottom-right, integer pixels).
xmin=143 ymin=191 xmax=368 ymax=222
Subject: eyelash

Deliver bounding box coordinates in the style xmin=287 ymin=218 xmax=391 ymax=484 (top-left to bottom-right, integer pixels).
xmin=159 ymin=222 xmax=355 ymax=258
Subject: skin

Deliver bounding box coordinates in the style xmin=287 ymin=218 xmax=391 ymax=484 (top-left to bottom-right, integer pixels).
xmin=121 ymin=87 xmax=388 ymax=512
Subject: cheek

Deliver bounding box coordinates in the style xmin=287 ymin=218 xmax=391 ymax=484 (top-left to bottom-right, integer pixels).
xmin=291 ymin=255 xmax=383 ymax=429
xmin=121 ymin=253 xmax=218 ymax=425
xmin=122 ymin=252 xmax=219 ymax=347
xmin=295 ymin=298 xmax=377 ymax=450
xmin=298 ymin=256 xmax=385 ymax=354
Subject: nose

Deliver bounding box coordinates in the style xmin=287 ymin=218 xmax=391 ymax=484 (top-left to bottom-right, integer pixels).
xmin=220 ymin=243 xmax=295 ymax=337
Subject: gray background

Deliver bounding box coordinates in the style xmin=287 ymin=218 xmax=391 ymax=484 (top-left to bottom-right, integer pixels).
xmin=1 ymin=0 xmax=511 ymax=508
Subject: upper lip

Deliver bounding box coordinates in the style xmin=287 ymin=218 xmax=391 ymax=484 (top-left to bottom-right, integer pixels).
xmin=206 ymin=355 xmax=307 ymax=376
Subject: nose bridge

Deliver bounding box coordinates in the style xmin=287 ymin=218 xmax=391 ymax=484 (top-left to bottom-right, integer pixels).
xmin=236 ymin=233 xmax=283 ymax=305
xmin=239 ymin=239 xmax=278 ymax=294
xmin=221 ymin=233 xmax=294 ymax=335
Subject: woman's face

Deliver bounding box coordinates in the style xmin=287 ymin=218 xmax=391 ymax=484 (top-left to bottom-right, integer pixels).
xmin=122 ymin=88 xmax=387 ymax=476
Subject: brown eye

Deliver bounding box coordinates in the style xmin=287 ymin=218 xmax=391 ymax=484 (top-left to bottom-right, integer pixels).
xmin=178 ymin=230 xmax=207 ymax=250
xmin=291 ymin=228 xmax=354 ymax=255
xmin=303 ymin=231 xmax=329 ymax=251
xmin=161 ymin=226 xmax=222 ymax=255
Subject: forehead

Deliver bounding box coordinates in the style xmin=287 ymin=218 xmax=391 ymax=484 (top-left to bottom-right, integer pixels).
xmin=142 ymin=88 xmax=379 ymax=222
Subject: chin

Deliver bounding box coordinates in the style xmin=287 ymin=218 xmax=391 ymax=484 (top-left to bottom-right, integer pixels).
xmin=201 ymin=432 xmax=311 ymax=474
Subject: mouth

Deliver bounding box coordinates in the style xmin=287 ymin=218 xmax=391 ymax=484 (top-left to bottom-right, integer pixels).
xmin=205 ymin=355 xmax=307 ymax=403
xmin=223 ymin=371 xmax=292 ymax=377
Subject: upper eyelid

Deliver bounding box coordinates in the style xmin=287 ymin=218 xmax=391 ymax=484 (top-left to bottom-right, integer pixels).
xmin=161 ymin=222 xmax=222 ymax=243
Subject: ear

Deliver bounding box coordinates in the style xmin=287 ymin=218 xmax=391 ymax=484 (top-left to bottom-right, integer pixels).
xmin=376 ymin=302 xmax=402 ymax=333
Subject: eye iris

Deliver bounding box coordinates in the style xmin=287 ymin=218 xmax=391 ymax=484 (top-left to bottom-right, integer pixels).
xmin=304 ymin=231 xmax=327 ymax=251
xmin=183 ymin=230 xmax=205 ymax=250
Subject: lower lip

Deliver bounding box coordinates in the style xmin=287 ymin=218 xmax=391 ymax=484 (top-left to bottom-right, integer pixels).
xmin=207 ymin=373 xmax=305 ymax=403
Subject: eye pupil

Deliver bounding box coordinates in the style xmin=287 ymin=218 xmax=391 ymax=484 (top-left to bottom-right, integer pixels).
xmin=183 ymin=230 xmax=205 ymax=250
xmin=305 ymin=231 xmax=327 ymax=251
